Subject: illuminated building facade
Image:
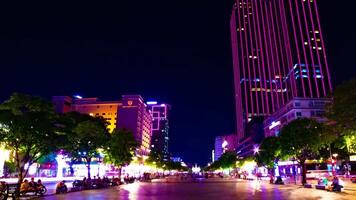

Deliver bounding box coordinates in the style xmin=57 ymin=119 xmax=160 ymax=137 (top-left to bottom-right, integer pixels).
xmin=147 ymin=101 xmax=170 ymax=161
xmin=214 ymin=134 xmax=238 ymax=161
xmin=52 ymin=96 xmax=121 ymax=133
xmin=117 ymin=95 xmax=153 ymax=155
xmin=230 ymin=0 xmax=332 ymax=141
xmin=264 ymin=97 xmax=331 ymax=137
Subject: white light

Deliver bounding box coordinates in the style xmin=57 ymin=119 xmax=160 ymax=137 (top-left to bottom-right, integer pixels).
xmin=74 ymin=95 xmax=83 ymax=99
xmin=253 ymin=146 xmax=259 ymax=154
xmin=160 ymin=104 xmax=166 ymax=107
xmin=269 ymin=121 xmax=281 ymax=130
xmin=147 ymin=101 xmax=158 ymax=105
xmin=222 ymin=140 xmax=228 ymax=149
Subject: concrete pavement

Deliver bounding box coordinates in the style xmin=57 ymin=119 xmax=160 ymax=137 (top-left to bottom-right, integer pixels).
xmin=41 ymin=179 xmax=356 ymax=200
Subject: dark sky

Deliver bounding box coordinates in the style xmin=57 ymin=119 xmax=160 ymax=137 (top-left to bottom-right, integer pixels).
xmin=0 ymin=0 xmax=355 ymax=165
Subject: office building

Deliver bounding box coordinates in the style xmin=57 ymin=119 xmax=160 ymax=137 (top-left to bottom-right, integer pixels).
xmin=214 ymin=134 xmax=238 ymax=161
xmin=230 ymin=0 xmax=332 ymax=141
xmin=52 ymin=96 xmax=121 ymax=133
xmin=117 ymin=95 xmax=153 ymax=155
xmin=147 ymin=101 xmax=170 ymax=161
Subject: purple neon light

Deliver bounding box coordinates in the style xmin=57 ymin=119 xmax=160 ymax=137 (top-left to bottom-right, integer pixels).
xmin=245 ymin=0 xmax=260 ymax=115
xmin=236 ymin=0 xmax=250 ymax=121
xmin=241 ymin=0 xmax=255 ymax=116
xmin=231 ymin=0 xmax=246 ymax=139
xmin=259 ymin=0 xmax=275 ymax=112
xmin=249 ymin=0 xmax=265 ymax=115
xmin=314 ymin=0 xmax=333 ymax=93
xmin=294 ymin=0 xmax=314 ymax=98
xmin=307 ymin=1 xmax=326 ymax=97
xmin=300 ymin=0 xmax=320 ymax=98
xmin=288 ymin=0 xmax=306 ymax=98
xmin=268 ymin=0 xmax=285 ymax=106
xmin=254 ymin=0 xmax=270 ymax=115
xmin=279 ymin=0 xmax=296 ymax=98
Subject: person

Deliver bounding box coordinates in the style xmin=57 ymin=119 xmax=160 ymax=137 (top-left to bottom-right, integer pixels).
xmin=36 ymin=179 xmax=46 ymax=195
xmin=37 ymin=179 xmax=45 ymax=190
xmin=275 ymin=176 xmax=284 ymax=185
xmin=20 ymin=179 xmax=30 ymax=193
xmin=331 ymin=176 xmax=342 ymax=192
xmin=29 ymin=177 xmax=37 ymax=191
xmin=56 ymin=181 xmax=68 ymax=194
xmin=0 ymin=181 xmax=7 ymax=193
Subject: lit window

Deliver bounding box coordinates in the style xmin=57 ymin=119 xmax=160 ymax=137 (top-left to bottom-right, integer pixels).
xmin=304 ymin=42 xmax=308 ymax=45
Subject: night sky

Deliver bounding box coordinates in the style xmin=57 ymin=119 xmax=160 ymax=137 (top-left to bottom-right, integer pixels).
xmin=0 ymin=0 xmax=355 ymax=165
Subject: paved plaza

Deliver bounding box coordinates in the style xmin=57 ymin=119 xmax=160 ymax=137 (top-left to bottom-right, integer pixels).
xmin=42 ymin=180 xmax=356 ymax=200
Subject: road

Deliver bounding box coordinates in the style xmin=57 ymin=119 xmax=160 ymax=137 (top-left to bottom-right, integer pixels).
xmin=41 ymin=179 xmax=356 ymax=200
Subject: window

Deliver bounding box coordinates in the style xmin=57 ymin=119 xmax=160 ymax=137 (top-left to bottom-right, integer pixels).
xmin=296 ymin=112 xmax=302 ymax=117
xmin=102 ymin=113 xmax=106 ymax=115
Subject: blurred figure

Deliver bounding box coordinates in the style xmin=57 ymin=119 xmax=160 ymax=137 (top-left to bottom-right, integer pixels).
xmin=29 ymin=177 xmax=37 ymax=190
xmin=56 ymin=181 xmax=68 ymax=194
xmin=331 ymin=176 xmax=343 ymax=192
xmin=20 ymin=179 xmax=30 ymax=193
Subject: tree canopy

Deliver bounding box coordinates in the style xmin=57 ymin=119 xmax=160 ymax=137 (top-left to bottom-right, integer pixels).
xmin=64 ymin=113 xmax=110 ymax=178
xmin=0 ymin=93 xmax=65 ymax=191
xmin=205 ymin=151 xmax=237 ymax=171
xmin=104 ymin=129 xmax=138 ymax=168
xmin=326 ymin=79 xmax=356 ymax=154
xmin=279 ymin=118 xmax=330 ymax=184
xmin=255 ymin=136 xmax=281 ymax=169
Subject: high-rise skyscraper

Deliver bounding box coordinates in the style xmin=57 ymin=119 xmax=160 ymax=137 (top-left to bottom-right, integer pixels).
xmin=230 ymin=0 xmax=332 ymax=141
xmin=147 ymin=101 xmax=170 ymax=161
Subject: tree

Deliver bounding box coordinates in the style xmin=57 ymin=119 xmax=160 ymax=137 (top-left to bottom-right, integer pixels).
xmin=0 ymin=93 xmax=64 ymax=194
xmin=66 ymin=116 xmax=110 ymax=178
xmin=279 ymin=118 xmax=330 ymax=185
xmin=163 ymin=160 xmax=188 ymax=171
xmin=219 ymin=151 xmax=238 ymax=169
xmin=146 ymin=150 xmax=165 ymax=168
xmin=104 ymin=129 xmax=138 ymax=177
xmin=255 ymin=137 xmax=281 ymax=176
xmin=326 ymin=79 xmax=356 ymax=155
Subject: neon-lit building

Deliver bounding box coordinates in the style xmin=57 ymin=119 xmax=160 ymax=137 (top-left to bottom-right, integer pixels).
xmin=52 ymin=96 xmax=121 ymax=133
xmin=117 ymin=95 xmax=153 ymax=156
xmin=214 ymin=134 xmax=238 ymax=161
xmin=147 ymin=102 xmax=170 ymax=161
xmin=230 ymin=0 xmax=332 ymax=141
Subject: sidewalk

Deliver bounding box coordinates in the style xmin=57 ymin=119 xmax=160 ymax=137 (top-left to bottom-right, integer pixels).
xmin=275 ymin=177 xmax=356 ymax=195
xmin=0 ymin=176 xmax=81 ymax=184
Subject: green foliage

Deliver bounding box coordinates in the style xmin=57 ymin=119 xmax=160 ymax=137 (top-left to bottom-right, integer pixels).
xmin=104 ymin=129 xmax=138 ymax=167
xmin=205 ymin=151 xmax=237 ymax=171
xmin=63 ymin=113 xmax=110 ymax=178
xmin=255 ymin=137 xmax=281 ymax=169
xmin=0 ymin=93 xmax=64 ymax=187
xmin=279 ymin=118 xmax=328 ymax=160
xmin=163 ymin=161 xmax=188 ymax=171
xmin=146 ymin=150 xmax=165 ymax=168
xmin=326 ymin=79 xmax=356 ymax=154
xmin=4 ymin=161 xmax=16 ymax=175
xmin=219 ymin=151 xmax=238 ymax=169
xmin=279 ymin=118 xmax=331 ymax=184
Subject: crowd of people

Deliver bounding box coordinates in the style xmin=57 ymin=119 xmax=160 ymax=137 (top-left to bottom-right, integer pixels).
xmin=20 ymin=177 xmax=46 ymax=195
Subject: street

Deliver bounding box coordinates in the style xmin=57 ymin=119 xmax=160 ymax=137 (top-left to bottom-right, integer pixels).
xmin=42 ymin=179 xmax=356 ymax=200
